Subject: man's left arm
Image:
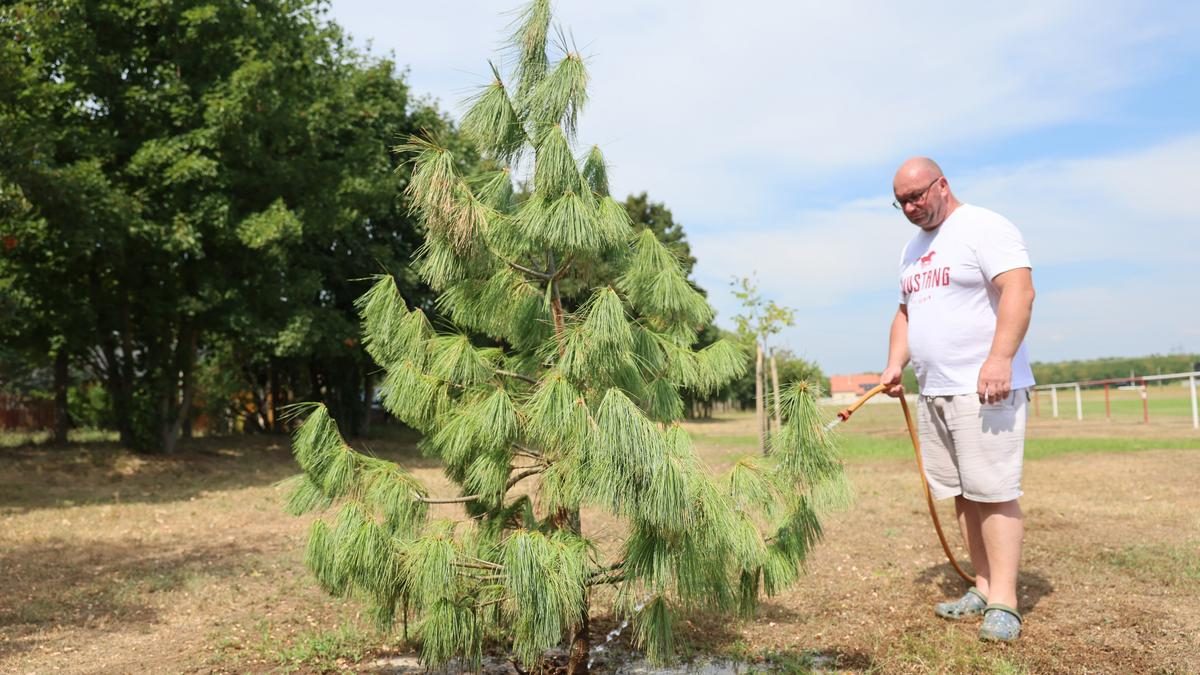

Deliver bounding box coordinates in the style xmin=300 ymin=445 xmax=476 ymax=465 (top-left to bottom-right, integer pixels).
xmin=977 ymin=268 xmax=1035 ymax=404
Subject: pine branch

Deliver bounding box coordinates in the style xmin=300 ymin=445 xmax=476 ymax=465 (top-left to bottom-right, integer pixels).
xmin=506 ymin=467 xmax=543 ymax=490
xmin=551 ymin=254 xmax=574 ymax=281
xmin=452 ymin=560 xmax=504 ymax=572
xmin=507 ymin=259 xmax=552 ymax=280
xmin=586 ymin=560 xmax=624 ymax=580
xmin=464 ymin=574 xmax=506 ymax=582
xmin=477 ymin=595 xmax=513 ymax=609
xmin=586 ymin=573 xmax=625 ymax=587
xmin=417 ymin=494 xmax=481 ymax=504
xmin=512 ymin=444 xmax=546 ymax=461
xmin=548 ymin=251 xmax=566 ymax=347
xmin=497 ymin=369 xmax=538 ymax=385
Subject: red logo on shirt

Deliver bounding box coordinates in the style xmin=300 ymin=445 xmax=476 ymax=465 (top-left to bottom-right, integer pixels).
xmin=918 ymin=250 xmax=936 ymax=267
xmin=902 ymin=265 xmax=951 ymax=294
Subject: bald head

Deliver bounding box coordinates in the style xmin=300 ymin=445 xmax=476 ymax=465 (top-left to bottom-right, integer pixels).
xmin=893 ymin=157 xmax=958 ymax=230
xmin=895 ymin=157 xmax=944 ymax=184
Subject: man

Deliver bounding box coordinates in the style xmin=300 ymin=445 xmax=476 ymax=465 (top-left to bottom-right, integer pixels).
xmin=880 ymin=157 xmax=1036 ymax=642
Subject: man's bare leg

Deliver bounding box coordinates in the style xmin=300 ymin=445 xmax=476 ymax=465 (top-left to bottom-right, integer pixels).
xmin=956 ymin=496 xmax=989 ymax=596
xmin=977 ymin=499 xmax=1024 ymax=608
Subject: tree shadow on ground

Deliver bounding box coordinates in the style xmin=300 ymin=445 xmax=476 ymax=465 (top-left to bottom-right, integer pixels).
xmin=0 ymin=538 xmax=267 ymax=661
xmin=915 ymin=562 xmax=1054 ymax=614
xmin=0 ymin=424 xmax=434 ymax=513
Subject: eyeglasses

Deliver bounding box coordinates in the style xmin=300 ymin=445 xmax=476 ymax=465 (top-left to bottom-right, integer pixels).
xmin=892 ymin=176 xmax=942 ymax=210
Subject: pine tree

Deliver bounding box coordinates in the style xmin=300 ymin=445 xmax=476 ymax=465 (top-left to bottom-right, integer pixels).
xmin=286 ymin=2 xmax=848 ymax=671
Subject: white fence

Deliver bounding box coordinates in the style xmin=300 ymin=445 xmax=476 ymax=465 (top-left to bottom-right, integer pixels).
xmin=1033 ymin=371 xmax=1200 ymax=429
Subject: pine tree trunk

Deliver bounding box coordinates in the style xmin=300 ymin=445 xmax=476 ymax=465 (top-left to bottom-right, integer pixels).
xmin=769 ymin=348 xmax=782 ymax=431
xmin=566 ymin=609 xmax=590 ymax=674
xmin=53 ymin=348 xmax=70 ymax=443
xmin=755 ymin=341 xmax=765 ymax=455
xmin=552 ymin=500 xmax=588 ymax=674
xmin=547 ymin=253 xmax=589 ymax=674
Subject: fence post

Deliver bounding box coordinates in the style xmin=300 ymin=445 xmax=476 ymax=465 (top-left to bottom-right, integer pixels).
xmin=1104 ymin=383 xmax=1111 ymax=421
xmin=1141 ymin=383 xmax=1149 ymax=424
xmin=1051 ymin=387 xmax=1059 ymax=418
xmin=1074 ymin=383 xmax=1083 ymax=421
xmin=1191 ymin=375 xmax=1198 ymax=430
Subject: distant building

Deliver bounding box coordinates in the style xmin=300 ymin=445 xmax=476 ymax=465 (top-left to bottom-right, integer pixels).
xmin=829 ymin=373 xmax=880 ymax=397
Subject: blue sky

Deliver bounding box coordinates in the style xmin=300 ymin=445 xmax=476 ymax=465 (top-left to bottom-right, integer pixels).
xmin=328 ymin=1 xmax=1200 ymax=374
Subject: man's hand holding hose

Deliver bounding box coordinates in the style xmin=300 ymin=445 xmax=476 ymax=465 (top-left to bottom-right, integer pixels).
xmin=881 ymin=365 xmax=905 ymax=398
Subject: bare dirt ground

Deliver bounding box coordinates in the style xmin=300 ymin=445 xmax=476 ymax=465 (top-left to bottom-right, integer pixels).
xmin=1 ymin=413 xmax=1197 ymax=674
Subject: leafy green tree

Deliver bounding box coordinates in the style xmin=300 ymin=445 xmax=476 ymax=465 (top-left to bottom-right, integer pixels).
xmin=774 ymin=349 xmax=828 ymax=395
xmin=1031 ymin=354 xmax=1200 ymax=385
xmin=730 ymin=276 xmax=796 ymax=453
xmin=286 ymin=2 xmax=848 ymax=671
xmin=210 ymin=44 xmax=467 ymax=439
xmin=0 ymin=12 xmax=116 ymax=440
xmin=1 ymin=0 xmax=457 ymax=448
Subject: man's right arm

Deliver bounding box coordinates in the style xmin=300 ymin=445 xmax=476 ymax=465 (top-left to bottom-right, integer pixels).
xmin=880 ymin=304 xmax=909 ymax=397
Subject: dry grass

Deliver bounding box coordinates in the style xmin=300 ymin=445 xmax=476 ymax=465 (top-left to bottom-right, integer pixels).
xmin=1 ymin=413 xmax=1197 ymax=674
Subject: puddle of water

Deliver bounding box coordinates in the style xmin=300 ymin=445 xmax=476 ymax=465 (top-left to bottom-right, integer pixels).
xmin=600 ymin=653 xmax=838 ymax=674
xmin=611 ymin=657 xmax=759 ymax=674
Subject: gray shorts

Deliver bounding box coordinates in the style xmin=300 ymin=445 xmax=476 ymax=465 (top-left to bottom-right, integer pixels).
xmin=917 ymin=388 xmax=1029 ymax=503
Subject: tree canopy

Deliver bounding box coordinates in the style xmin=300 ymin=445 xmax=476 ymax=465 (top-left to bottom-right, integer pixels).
xmin=0 ymin=0 xmax=468 ymax=448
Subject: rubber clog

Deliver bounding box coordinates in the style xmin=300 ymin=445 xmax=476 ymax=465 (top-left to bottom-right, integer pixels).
xmin=979 ymin=603 xmax=1022 ymax=642
xmin=934 ymin=587 xmax=987 ymax=620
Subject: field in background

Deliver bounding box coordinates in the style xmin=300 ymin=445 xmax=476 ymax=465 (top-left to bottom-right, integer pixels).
xmin=1 ymin=411 xmax=1197 ymax=673
xmin=1030 ymin=384 xmax=1197 ymax=425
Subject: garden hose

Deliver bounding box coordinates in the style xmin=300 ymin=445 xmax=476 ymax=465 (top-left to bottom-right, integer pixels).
xmin=831 ymin=383 xmax=976 ymax=584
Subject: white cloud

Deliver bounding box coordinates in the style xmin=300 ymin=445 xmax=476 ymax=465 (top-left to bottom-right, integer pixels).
xmin=951 ymin=134 xmax=1200 ymax=275
xmin=693 ymin=133 xmax=1200 ymax=372
xmin=327 ymin=1 xmax=1200 ymax=372
xmin=333 ymin=1 xmax=1200 ymax=221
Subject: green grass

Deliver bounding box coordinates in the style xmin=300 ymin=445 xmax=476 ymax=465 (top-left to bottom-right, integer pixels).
xmin=235 ymin=619 xmax=379 ymax=673
xmin=274 ymin=622 xmax=375 ymax=672
xmin=1033 ymin=385 xmax=1198 ymax=421
xmin=690 ymin=417 xmax=1200 ymax=466
xmin=833 ymin=433 xmax=1200 ymax=461
xmin=1025 ymin=436 xmax=1200 ymax=458
xmin=1101 ymin=543 xmax=1200 ymax=586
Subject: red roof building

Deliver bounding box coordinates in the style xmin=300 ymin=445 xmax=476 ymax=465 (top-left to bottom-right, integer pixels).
xmin=829 ymin=373 xmax=880 ymax=396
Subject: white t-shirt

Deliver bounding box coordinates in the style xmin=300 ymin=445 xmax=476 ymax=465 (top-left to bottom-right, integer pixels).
xmin=898 ymin=204 xmax=1035 ymax=396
